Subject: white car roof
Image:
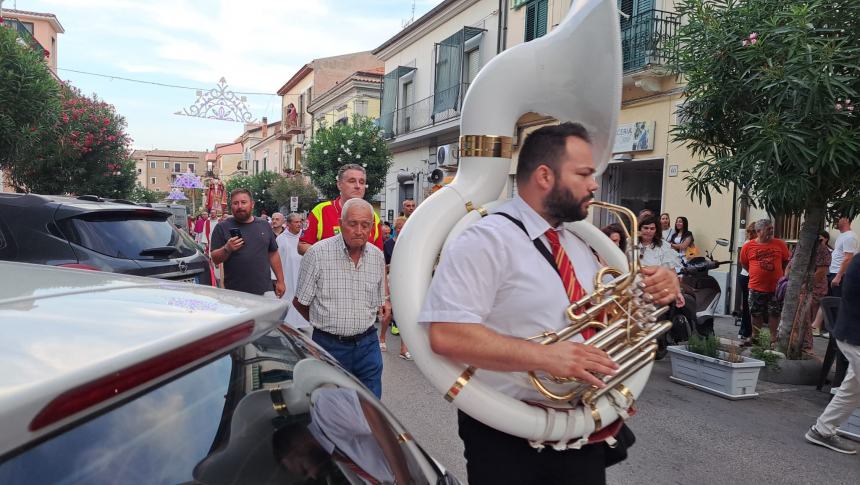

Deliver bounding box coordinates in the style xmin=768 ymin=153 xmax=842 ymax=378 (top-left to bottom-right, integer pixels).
xmin=0 ymin=262 xmax=289 ymax=458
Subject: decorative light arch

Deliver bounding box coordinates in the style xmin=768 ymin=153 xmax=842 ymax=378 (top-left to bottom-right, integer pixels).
xmin=175 ymin=77 xmax=256 ymax=123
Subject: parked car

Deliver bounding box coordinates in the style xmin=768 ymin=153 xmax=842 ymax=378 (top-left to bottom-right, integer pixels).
xmin=0 ymin=193 xmax=213 ymax=285
xmin=0 ymin=262 xmax=457 ymax=484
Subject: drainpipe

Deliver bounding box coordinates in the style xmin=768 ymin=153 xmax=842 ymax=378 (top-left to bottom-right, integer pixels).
xmin=497 ymin=0 xmax=508 ymax=53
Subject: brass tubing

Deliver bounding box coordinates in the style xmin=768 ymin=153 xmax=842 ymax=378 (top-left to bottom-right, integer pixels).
xmin=586 ymin=344 xmax=658 ymax=403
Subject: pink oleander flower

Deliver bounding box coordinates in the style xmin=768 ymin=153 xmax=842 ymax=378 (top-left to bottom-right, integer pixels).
xmin=835 ymin=103 xmax=843 ymax=111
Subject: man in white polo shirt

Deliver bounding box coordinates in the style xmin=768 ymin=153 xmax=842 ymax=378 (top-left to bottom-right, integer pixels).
xmin=829 ymin=216 xmax=858 ymax=297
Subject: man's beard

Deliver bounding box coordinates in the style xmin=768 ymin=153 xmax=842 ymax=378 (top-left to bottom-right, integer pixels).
xmin=545 ymin=182 xmax=592 ymax=223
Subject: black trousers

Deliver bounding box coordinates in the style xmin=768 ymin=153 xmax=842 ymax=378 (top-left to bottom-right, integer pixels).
xmin=738 ymin=274 xmax=752 ymax=338
xmin=457 ymin=411 xmax=606 ymax=485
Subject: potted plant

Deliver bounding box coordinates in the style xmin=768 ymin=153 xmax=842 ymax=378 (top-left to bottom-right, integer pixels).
xmin=667 ymin=334 xmax=766 ymax=400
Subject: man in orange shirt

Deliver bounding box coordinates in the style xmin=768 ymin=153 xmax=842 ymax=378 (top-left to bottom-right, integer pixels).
xmin=740 ymin=219 xmax=791 ymax=344
xmin=298 ymin=164 xmax=383 ymax=255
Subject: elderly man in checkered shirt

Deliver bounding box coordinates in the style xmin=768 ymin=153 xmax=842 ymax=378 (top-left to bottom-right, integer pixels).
xmin=293 ymin=198 xmax=391 ymax=397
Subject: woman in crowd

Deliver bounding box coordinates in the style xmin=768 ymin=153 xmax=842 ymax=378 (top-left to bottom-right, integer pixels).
xmin=669 ymin=216 xmax=695 ymax=260
xmin=193 ymin=213 xmax=206 ymax=242
xmin=809 ymin=231 xmax=834 ymax=339
xmin=601 ymin=222 xmax=628 ymax=252
xmin=638 ymin=216 xmax=681 ymax=270
xmin=737 ymin=225 xmax=758 ymax=345
xmin=660 ymin=213 xmax=672 ymax=242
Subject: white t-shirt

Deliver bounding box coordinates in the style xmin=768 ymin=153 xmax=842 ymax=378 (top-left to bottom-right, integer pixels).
xmin=830 ymin=230 xmax=859 ymax=274
xmin=640 ymin=241 xmax=681 ymax=270
xmin=418 ymin=196 xmax=601 ymax=402
xmin=662 ymin=228 xmax=672 ymax=242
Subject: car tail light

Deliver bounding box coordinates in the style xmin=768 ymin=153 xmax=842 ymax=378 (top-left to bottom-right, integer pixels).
xmin=29 ymin=320 xmax=255 ymax=431
xmin=56 ymin=263 xmax=101 ymax=271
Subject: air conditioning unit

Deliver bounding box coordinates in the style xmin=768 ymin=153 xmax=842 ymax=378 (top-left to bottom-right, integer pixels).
xmin=436 ymin=144 xmax=459 ymax=167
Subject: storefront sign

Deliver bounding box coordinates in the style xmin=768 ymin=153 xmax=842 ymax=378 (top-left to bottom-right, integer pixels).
xmin=613 ymin=121 xmax=656 ymax=154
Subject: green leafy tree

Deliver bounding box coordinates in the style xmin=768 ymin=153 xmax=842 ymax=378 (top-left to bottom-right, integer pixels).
xmin=672 ymin=0 xmax=860 ymax=357
xmin=303 ymin=115 xmax=392 ymax=200
xmin=225 ymin=171 xmax=282 ymax=216
xmin=129 ymin=183 xmax=165 ymax=203
xmin=0 ymin=24 xmax=60 ymax=174
xmin=271 ymin=175 xmax=320 ymax=212
xmin=6 ymin=84 xmax=137 ymax=198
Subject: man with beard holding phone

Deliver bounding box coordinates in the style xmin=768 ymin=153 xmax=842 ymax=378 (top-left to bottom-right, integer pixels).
xmin=419 ymin=122 xmax=680 ymax=484
xmin=211 ymin=188 xmax=285 ymax=297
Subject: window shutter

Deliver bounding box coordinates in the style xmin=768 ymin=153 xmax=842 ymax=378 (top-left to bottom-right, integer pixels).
xmin=525 ymin=2 xmax=537 ymax=41
xmin=535 ymin=0 xmax=548 ymax=38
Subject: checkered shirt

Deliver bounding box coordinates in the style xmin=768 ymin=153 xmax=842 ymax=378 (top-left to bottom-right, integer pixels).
xmin=295 ymin=234 xmax=386 ymax=336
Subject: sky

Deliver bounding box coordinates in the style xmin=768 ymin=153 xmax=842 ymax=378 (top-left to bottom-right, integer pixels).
xmin=14 ymin=0 xmax=441 ymax=151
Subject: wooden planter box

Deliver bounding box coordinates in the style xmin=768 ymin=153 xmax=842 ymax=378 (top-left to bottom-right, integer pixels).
xmin=837 ymin=408 xmax=860 ymax=442
xmin=667 ymin=345 xmax=765 ymax=400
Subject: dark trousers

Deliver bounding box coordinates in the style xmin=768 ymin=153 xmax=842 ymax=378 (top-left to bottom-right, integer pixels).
xmin=739 ymin=274 xmax=752 ymax=338
xmin=457 ymin=411 xmax=606 ymax=485
xmin=827 ymin=273 xmax=843 ymax=298
xmin=312 ymin=328 xmax=383 ymax=397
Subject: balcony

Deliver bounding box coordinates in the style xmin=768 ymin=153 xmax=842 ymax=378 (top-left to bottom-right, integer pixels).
xmin=2 ymin=18 xmax=47 ymax=57
xmin=621 ymin=9 xmax=679 ymax=74
xmin=381 ymin=83 xmax=469 ymax=139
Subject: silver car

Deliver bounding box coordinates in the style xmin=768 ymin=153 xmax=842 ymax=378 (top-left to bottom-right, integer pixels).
xmin=0 ymin=262 xmax=457 ymax=484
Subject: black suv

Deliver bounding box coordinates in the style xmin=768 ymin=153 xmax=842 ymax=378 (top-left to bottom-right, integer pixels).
xmin=0 ymin=193 xmax=213 ymax=285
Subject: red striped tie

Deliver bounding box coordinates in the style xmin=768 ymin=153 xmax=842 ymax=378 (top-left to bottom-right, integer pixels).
xmin=544 ymin=228 xmax=595 ymax=339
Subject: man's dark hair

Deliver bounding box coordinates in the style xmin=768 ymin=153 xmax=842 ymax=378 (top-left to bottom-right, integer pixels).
xmin=230 ymin=187 xmax=252 ymax=200
xmin=516 ymin=122 xmax=592 ymax=185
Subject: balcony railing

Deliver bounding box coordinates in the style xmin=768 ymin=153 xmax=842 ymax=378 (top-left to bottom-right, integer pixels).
xmin=381 ymin=83 xmax=470 ymax=139
xmin=2 ymin=19 xmax=47 ymax=56
xmin=621 ymin=9 xmax=679 ymax=74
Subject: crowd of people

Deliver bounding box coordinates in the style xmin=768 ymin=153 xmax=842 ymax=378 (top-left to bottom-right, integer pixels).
xmin=188 ymin=121 xmax=858 ymax=482
xmin=192 ymin=165 xmax=419 ymax=399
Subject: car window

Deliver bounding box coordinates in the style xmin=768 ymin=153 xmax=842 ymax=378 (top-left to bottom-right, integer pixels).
xmin=0 ymin=214 xmax=16 ymax=261
xmin=0 ymin=355 xmax=233 ymax=484
xmin=58 ymin=211 xmax=198 ymax=260
xmin=0 ymin=328 xmax=435 ymax=485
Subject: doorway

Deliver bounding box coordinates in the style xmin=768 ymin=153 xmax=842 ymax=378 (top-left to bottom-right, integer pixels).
xmin=597 ymin=158 xmax=664 ymax=227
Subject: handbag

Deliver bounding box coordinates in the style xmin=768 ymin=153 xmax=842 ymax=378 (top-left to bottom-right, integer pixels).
xmin=775 ymin=275 xmax=789 ymax=302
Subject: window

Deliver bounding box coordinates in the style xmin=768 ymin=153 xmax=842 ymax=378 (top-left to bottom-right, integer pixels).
xmin=58 ymin=212 xmax=198 ymax=260
xmin=188 ymin=163 xmax=195 ymax=172
xmin=524 ymin=0 xmax=549 ymax=42
xmin=137 ymin=168 xmax=142 ymax=175
xmin=174 ymin=162 xmax=182 ymax=173
xmin=355 ymin=100 xmax=368 ymax=117
xmin=20 ymin=21 xmax=35 ymax=34
xmin=150 ymin=177 xmax=157 ymax=185
xmin=150 ymin=161 xmax=156 ymax=169
xmin=465 ymin=48 xmax=481 ymax=84
xmin=164 ymin=162 xmax=170 ymax=169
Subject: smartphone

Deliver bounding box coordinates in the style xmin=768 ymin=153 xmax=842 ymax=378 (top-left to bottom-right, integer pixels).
xmin=229 ymin=228 xmax=242 ymax=239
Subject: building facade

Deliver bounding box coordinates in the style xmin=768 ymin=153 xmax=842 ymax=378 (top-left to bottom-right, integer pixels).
xmin=0 ymin=8 xmax=63 ymax=72
xmin=131 ymin=150 xmax=207 ymax=193
xmin=373 ymin=0 xmax=501 ymax=221
xmin=276 ymin=52 xmax=383 ymax=174
xmin=307 ymin=68 xmax=384 ymax=130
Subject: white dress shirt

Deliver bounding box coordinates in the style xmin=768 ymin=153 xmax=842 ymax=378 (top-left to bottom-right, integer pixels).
xmin=308 ymin=388 xmax=394 ymax=485
xmin=418 ymin=196 xmax=601 ymax=401
xmin=830 ymin=230 xmax=859 ymax=274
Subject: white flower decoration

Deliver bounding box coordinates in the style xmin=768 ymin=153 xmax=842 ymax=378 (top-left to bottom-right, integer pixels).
xmin=340 ymin=144 xmax=345 ymax=148
xmin=362 ymin=163 xmax=367 ymax=167
xmin=347 ymin=140 xmax=353 ymax=145
xmin=357 ymin=131 xmax=364 ymax=136
xmin=356 ymin=154 xmax=361 ymax=159
xmin=311 ymin=170 xmax=316 ymax=175
xmin=338 ymin=157 xmax=342 ymax=161
xmin=372 ymin=147 xmax=376 ymax=151
xmin=323 ymin=149 xmax=328 ymax=154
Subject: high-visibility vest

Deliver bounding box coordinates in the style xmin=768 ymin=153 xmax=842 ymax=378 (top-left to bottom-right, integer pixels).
xmin=307 ymin=199 xmax=381 ymax=246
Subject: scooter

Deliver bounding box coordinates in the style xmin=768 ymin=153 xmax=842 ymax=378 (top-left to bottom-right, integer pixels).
xmin=655 ymin=238 xmax=731 ymax=360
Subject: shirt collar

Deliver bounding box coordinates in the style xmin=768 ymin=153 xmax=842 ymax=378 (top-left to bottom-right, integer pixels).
xmin=508 ymin=196 xmax=555 ymax=240
xmin=337 ymin=233 xmax=368 ymax=256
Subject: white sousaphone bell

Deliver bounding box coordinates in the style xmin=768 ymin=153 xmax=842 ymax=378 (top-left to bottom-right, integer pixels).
xmin=389 ymin=0 xmax=668 ymax=449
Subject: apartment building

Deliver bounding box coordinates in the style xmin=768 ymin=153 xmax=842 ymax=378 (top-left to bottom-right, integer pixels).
xmin=131 ymin=150 xmax=207 ymax=193
xmin=307 ymin=68 xmax=384 ymax=130
xmin=276 ymin=52 xmax=382 ymax=174
xmin=0 ymin=8 xmax=63 ymax=72
xmin=372 ymin=0 xmax=501 ymax=221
